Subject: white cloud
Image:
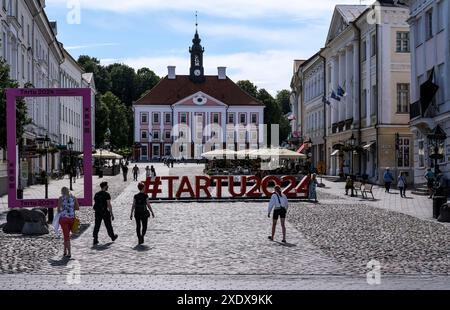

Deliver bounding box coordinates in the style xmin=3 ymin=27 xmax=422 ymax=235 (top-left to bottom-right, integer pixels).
xmin=107 ymin=50 xmax=305 ymax=95
xmin=66 ymin=43 xmax=119 ymax=50
xmin=48 ymin=0 xmax=364 ymax=18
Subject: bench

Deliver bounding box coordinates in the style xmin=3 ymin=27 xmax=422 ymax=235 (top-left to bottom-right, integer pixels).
xmin=361 ymin=184 xmax=375 ymax=199
xmin=353 ymin=182 xmax=362 ymax=196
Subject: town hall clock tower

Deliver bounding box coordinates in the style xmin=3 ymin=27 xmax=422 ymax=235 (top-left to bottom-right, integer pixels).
xmin=189 ymin=29 xmax=205 ymax=83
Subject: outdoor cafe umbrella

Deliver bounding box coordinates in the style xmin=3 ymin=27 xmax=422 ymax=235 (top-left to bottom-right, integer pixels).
xmin=78 ymin=150 xmax=123 ymax=160
xmin=250 ymin=148 xmax=307 ymax=159
xmin=201 ymin=149 xmax=237 ymax=159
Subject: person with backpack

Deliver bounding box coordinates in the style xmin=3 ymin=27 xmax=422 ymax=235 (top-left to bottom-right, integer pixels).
xmin=397 ymin=172 xmax=407 ymax=198
xmin=267 ymin=185 xmax=289 ymax=243
xmin=130 ymin=182 xmax=155 ymax=245
xmin=383 ymin=168 xmax=394 ymax=193
xmin=93 ymin=182 xmax=118 ymax=245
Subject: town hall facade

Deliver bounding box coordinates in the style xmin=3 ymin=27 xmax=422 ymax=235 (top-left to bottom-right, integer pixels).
xmin=133 ymin=31 xmax=265 ymax=161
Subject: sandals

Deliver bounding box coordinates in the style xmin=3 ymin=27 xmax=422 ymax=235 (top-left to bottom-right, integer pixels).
xmin=268 ymin=236 xmax=273 ymax=241
xmin=282 ymin=239 xmax=287 ymax=243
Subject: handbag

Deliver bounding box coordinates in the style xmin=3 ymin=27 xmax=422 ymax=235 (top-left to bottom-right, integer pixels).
xmin=71 ymin=217 xmax=80 ymax=233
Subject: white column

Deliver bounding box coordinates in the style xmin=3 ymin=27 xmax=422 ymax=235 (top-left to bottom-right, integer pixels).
xmin=346 ymin=45 xmax=353 ymax=120
xmin=339 ymin=50 xmax=346 ymax=122
xmin=330 ymin=57 xmax=338 ymax=126
xmin=352 ymin=40 xmax=360 ymax=124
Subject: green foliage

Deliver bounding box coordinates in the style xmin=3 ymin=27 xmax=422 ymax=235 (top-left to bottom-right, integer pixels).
xmin=0 ymin=59 xmax=31 ymax=149
xmin=78 ymin=57 xmax=161 ymax=149
xmin=100 ymin=92 xmax=130 ymax=149
xmin=236 ymin=80 xmax=258 ymax=98
xmin=236 ymin=80 xmax=291 ymax=145
xmin=276 ymin=89 xmax=291 ymax=114
xmin=135 ymin=68 xmax=160 ymax=100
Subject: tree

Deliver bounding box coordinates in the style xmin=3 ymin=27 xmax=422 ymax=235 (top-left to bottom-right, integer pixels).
xmin=107 ymin=63 xmax=136 ymax=107
xmin=257 ymin=89 xmax=283 ymax=146
xmin=276 ymin=89 xmax=291 ymax=115
xmin=0 ymin=59 xmax=31 ymax=149
xmin=236 ymin=80 xmax=259 ymax=99
xmin=94 ymin=95 xmax=110 ymax=148
xmin=100 ymin=92 xmax=130 ymax=149
xmin=135 ymin=68 xmax=160 ymax=99
xmin=77 ymin=55 xmax=111 ymax=94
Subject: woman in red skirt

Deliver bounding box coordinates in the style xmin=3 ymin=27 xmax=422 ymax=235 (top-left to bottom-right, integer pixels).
xmin=57 ymin=187 xmax=79 ymax=258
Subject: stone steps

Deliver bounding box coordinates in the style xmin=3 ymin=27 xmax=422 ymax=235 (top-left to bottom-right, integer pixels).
xmin=411 ymin=187 xmax=429 ymax=196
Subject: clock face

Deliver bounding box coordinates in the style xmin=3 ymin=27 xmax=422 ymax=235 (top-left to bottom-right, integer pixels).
xmin=194 ymin=69 xmax=201 ymax=76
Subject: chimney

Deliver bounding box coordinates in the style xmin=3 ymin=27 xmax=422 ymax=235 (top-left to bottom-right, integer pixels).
xmin=168 ymin=66 xmax=176 ymax=79
xmin=218 ymin=67 xmax=227 ymax=80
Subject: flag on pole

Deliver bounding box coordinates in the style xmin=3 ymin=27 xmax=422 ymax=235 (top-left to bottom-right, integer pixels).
xmin=331 ymin=90 xmax=341 ymax=101
xmin=337 ymin=85 xmax=346 ymax=97
xmin=322 ymin=96 xmax=331 ymax=106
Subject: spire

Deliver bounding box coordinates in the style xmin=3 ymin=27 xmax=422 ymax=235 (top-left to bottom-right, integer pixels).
xmin=193 ymin=11 xmax=201 ymax=44
xmin=189 ymin=11 xmax=205 ymax=83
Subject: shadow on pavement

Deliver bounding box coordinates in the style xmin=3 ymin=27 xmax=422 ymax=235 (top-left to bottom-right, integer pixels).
xmin=133 ymin=244 xmax=152 ymax=252
xmin=148 ymin=229 xmax=173 ymax=233
xmin=91 ymin=242 xmax=114 ymax=251
xmin=72 ymin=224 xmax=90 ymax=240
xmin=48 ymin=256 xmax=71 ymax=267
xmin=274 ymin=241 xmax=297 ymax=247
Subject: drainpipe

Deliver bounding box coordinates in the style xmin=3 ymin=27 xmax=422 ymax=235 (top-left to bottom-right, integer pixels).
xmin=319 ymin=52 xmax=327 ymax=171
xmin=375 ymin=23 xmax=380 ymax=183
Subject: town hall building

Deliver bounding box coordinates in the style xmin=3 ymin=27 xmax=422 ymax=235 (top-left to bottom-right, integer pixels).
xmin=133 ymin=30 xmax=265 ymax=161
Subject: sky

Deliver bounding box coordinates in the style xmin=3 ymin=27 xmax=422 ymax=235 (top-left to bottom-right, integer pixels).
xmin=46 ymin=0 xmax=371 ymax=95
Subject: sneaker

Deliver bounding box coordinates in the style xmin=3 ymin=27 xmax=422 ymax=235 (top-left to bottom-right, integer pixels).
xmin=93 ymin=239 xmax=99 ymax=246
xmin=111 ymin=234 xmax=118 ymax=242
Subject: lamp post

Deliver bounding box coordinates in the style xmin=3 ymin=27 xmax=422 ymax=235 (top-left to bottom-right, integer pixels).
xmin=427 ymin=125 xmax=447 ymax=185
xmin=43 ymin=135 xmax=52 ymax=222
xmin=68 ymin=138 xmax=74 ymax=191
xmin=348 ymin=133 xmax=356 ymax=176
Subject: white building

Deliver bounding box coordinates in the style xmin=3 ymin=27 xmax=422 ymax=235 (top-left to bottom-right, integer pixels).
xmin=407 ymin=0 xmax=450 ymax=184
xmin=292 ymin=54 xmax=326 ymax=169
xmin=0 ymin=0 xmax=95 ymax=194
xmin=133 ymin=30 xmax=265 ymax=161
xmin=320 ymin=1 xmax=413 ymax=183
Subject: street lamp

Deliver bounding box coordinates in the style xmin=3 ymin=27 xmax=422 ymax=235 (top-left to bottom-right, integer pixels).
xmin=68 ymin=138 xmax=74 ymax=191
xmin=348 ymin=133 xmax=356 ymax=176
xmin=427 ymin=125 xmax=447 ymax=180
xmin=43 ymin=135 xmax=52 ymax=222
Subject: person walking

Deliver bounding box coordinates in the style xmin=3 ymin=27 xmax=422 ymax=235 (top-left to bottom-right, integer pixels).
xmin=267 ymin=185 xmax=289 ymax=243
xmin=345 ymin=176 xmax=354 ymax=197
xmin=150 ymin=165 xmax=156 ymax=178
xmin=130 ymin=182 xmax=155 ymax=245
xmin=383 ymin=168 xmax=394 ymax=193
xmin=122 ymin=164 xmax=129 ymax=182
xmin=397 ymin=172 xmax=407 ymax=198
xmin=93 ymin=182 xmax=118 ymax=245
xmin=424 ymin=168 xmax=435 ymax=199
xmin=145 ymin=166 xmax=151 ymax=179
xmin=132 ymin=165 xmax=140 ymax=181
xmin=308 ymin=173 xmax=318 ymax=203
xmin=57 ymin=187 xmax=79 ymax=258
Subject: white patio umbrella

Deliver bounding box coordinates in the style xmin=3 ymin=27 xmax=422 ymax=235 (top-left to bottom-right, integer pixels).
xmin=78 ymin=150 xmax=123 ymax=160
xmin=251 ymin=148 xmax=306 ymax=159
xmin=201 ymin=149 xmax=237 ymax=158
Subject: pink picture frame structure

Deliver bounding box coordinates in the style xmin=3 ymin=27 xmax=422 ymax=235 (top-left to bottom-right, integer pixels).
xmin=6 ymin=88 xmax=92 ymax=209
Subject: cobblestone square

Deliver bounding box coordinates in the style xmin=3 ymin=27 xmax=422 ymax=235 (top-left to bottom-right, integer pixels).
xmin=0 ymin=163 xmax=449 ymax=290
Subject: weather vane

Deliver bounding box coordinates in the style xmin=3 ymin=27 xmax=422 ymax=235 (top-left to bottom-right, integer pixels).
xmin=195 ymin=11 xmax=198 ymax=30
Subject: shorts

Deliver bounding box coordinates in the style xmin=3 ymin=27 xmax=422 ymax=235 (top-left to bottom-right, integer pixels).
xmin=273 ymin=208 xmax=287 ymax=220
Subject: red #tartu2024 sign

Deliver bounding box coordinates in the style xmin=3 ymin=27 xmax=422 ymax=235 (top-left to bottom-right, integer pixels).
xmin=143 ymin=175 xmax=311 ymax=199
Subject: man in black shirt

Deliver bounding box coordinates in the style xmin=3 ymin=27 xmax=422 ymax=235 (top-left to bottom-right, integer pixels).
xmin=93 ymin=182 xmax=118 ymax=245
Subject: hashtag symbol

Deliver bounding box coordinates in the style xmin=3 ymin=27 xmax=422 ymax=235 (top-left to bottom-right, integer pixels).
xmin=144 ymin=177 xmax=162 ymax=199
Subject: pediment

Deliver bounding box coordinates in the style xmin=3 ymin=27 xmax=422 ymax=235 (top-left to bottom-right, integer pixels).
xmin=173 ymin=91 xmax=228 ymax=107
xmin=326 ymin=10 xmax=348 ymax=44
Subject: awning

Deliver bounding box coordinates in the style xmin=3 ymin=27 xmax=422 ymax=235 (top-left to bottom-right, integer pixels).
xmin=363 ymin=142 xmax=376 ymax=150
xmin=330 ymin=150 xmax=340 ymax=156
